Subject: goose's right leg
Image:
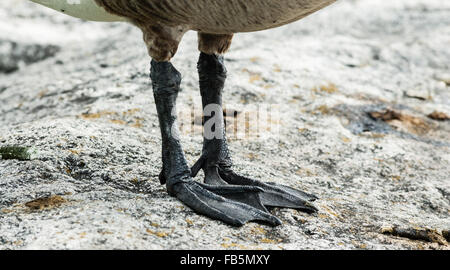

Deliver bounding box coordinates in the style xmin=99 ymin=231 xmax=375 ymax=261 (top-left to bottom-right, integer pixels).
xmin=191 ymin=33 xmax=319 ymax=214
xmin=147 ymin=26 xmax=281 ymax=227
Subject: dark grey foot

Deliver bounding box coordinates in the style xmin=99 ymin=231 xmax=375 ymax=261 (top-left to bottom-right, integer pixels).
xmin=220 ymin=169 xmax=318 ymax=213
xmin=168 ymin=177 xmax=281 ymax=227
xmin=191 ymin=160 xmax=319 ymax=214
xmin=192 ymin=52 xmax=319 ymax=218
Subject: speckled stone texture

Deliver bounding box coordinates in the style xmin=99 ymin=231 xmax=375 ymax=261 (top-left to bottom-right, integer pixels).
xmin=0 ymin=0 xmax=449 ymax=249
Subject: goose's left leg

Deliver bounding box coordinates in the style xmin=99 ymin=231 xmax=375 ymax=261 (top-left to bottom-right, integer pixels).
xmin=192 ymin=33 xmax=319 ymax=213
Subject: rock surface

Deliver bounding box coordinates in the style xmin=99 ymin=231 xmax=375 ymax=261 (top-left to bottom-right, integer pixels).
xmin=0 ymin=0 xmax=449 ymax=250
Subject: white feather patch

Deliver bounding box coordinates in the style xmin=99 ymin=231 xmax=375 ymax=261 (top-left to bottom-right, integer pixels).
xmin=30 ymin=0 xmax=127 ymax=22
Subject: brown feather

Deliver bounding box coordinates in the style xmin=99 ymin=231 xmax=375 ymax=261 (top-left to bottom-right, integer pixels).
xmin=94 ymin=0 xmax=337 ymax=60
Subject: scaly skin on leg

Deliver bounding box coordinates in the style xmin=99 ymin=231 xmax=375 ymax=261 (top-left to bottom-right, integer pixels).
xmin=191 ymin=53 xmax=319 ymax=213
xmin=150 ymin=60 xmax=281 ymax=226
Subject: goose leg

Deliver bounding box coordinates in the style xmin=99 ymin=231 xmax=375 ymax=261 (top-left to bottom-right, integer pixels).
xmin=151 ymin=60 xmax=281 ymax=227
xmin=191 ymin=53 xmax=319 ymax=213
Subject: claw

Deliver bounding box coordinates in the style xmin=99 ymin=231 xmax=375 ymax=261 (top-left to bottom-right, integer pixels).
xmin=171 ymin=180 xmax=282 ymax=227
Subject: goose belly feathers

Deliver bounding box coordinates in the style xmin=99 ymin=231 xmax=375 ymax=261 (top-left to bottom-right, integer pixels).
xmin=31 ymin=0 xmax=337 ymax=32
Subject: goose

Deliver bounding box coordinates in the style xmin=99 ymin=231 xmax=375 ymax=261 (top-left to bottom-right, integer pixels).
xmin=30 ymin=0 xmax=337 ymax=226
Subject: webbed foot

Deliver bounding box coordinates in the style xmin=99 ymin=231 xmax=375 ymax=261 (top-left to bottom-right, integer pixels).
xmin=168 ymin=176 xmax=282 ymax=227
xmin=191 ymin=158 xmax=318 ymax=214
